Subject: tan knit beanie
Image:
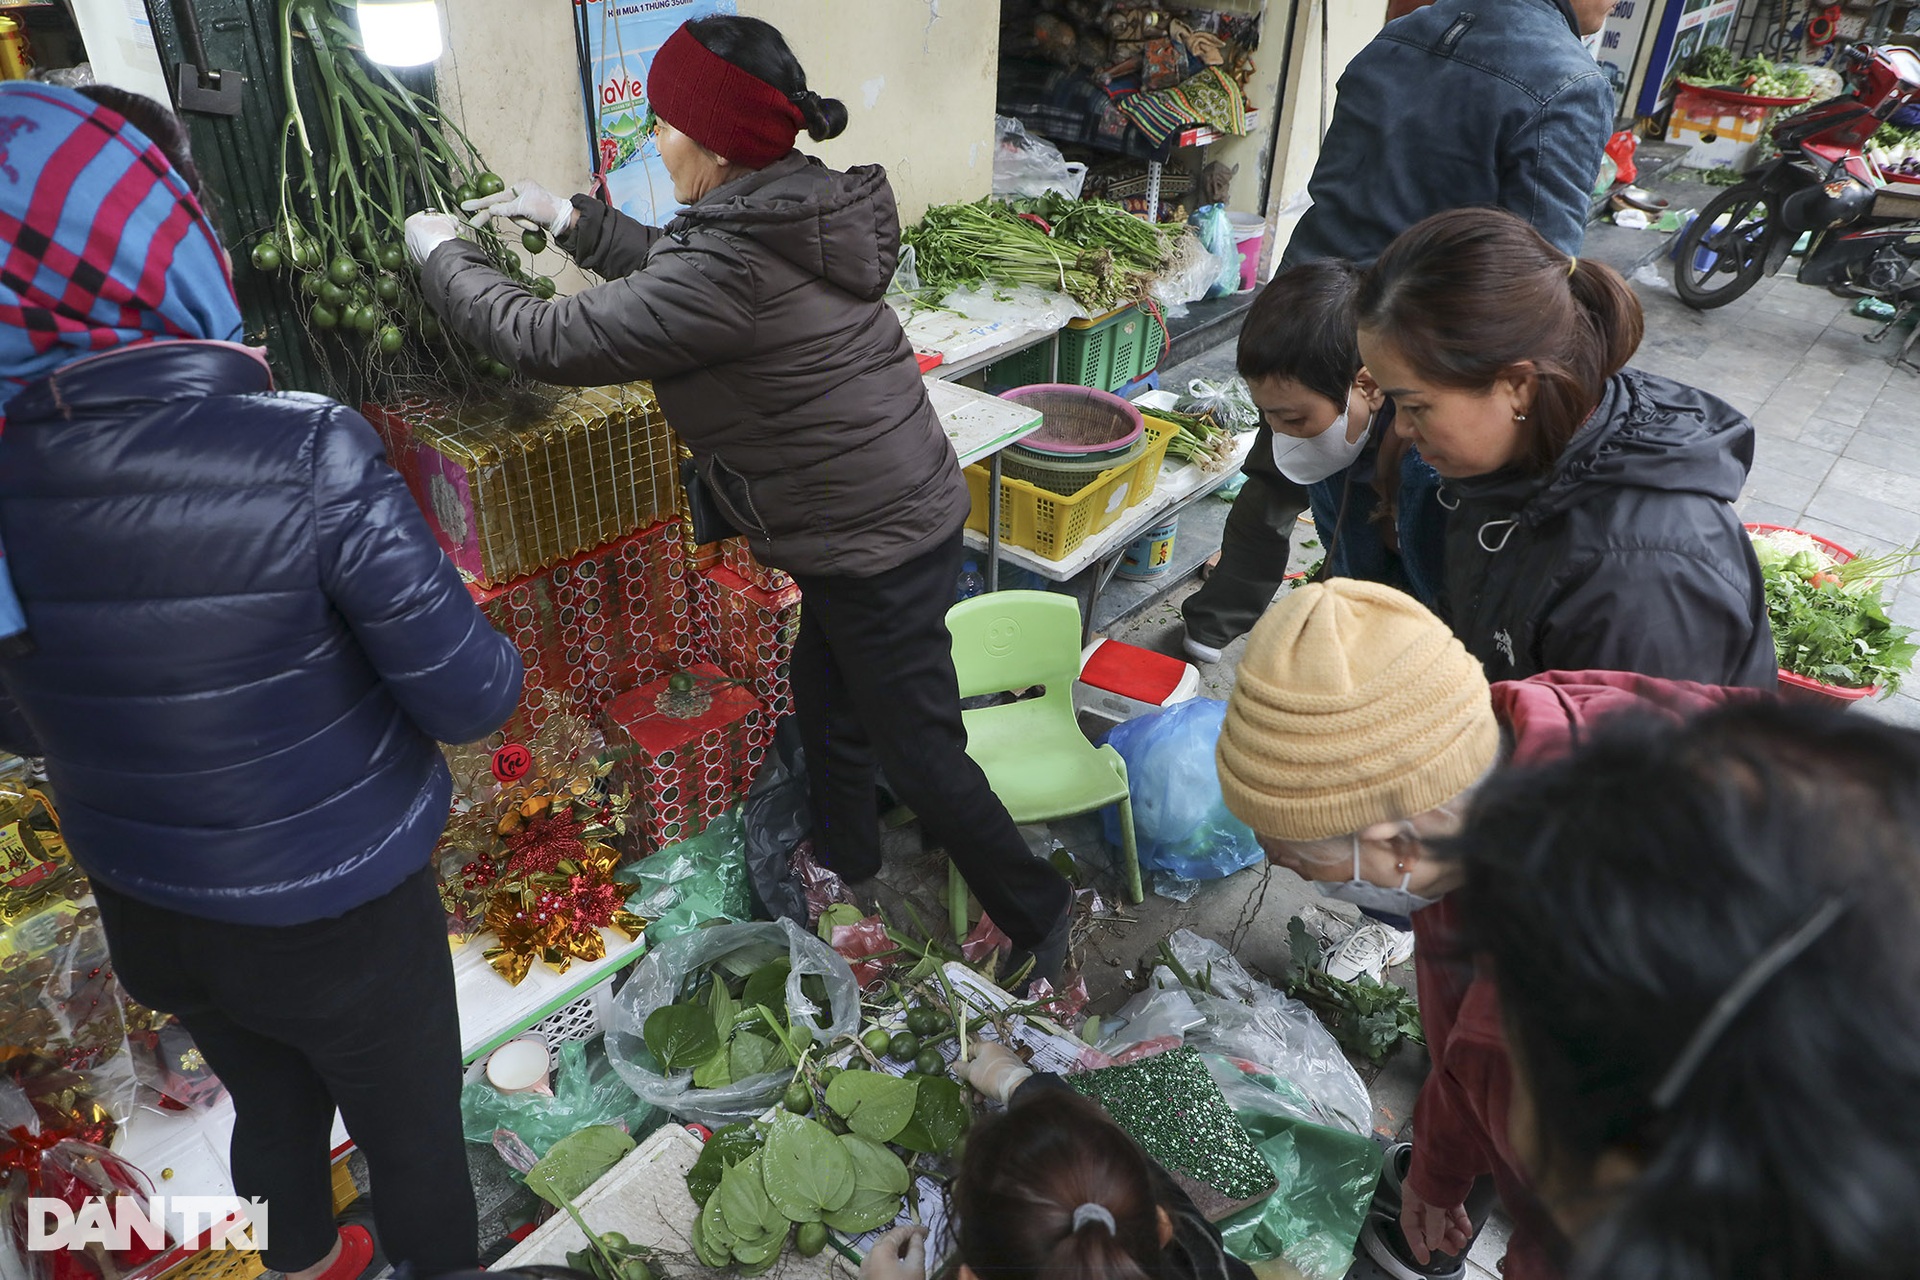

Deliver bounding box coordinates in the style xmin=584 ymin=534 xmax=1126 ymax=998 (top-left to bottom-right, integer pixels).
xmin=1216 ymin=579 xmax=1499 ymax=841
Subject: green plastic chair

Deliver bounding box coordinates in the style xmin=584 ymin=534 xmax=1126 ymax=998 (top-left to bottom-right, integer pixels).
xmin=944 ymin=590 xmax=1143 ymax=941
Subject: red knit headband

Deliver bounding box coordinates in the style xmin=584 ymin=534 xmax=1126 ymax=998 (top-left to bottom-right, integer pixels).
xmin=647 ymin=25 xmax=807 ymax=170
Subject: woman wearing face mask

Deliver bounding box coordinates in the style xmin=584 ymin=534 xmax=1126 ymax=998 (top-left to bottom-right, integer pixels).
xmin=1214 ymin=578 xmax=1743 ymax=1280
xmin=1355 ymin=208 xmax=1775 ymax=689
xmin=1452 ymin=701 xmax=1919 ymax=1280
xmin=404 ymin=16 xmax=1075 ymax=982
xmin=1180 ymin=262 xmax=1444 ymax=662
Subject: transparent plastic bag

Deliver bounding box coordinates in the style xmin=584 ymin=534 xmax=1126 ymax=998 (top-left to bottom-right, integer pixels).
xmin=1206 ymin=1055 xmax=1381 ymax=1277
xmin=1149 ymin=230 xmax=1223 ymax=320
xmin=992 ymin=115 xmax=1088 ymax=200
xmin=617 ymin=809 xmax=753 ymax=944
xmin=1188 ymin=204 xmax=1240 ymax=299
xmin=1179 ymin=377 xmax=1260 ymax=432
xmin=461 ymin=1039 xmax=656 ymax=1170
xmin=1094 ymin=929 xmax=1373 ymax=1136
xmin=1101 ymin=700 xmax=1263 ymax=883
xmin=603 ymin=920 xmax=859 ymax=1128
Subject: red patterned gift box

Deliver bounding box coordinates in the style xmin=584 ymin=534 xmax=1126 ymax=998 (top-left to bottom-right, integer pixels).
xmin=718 ymin=538 xmax=796 ymax=595
xmin=468 ymin=519 xmax=697 ymax=737
xmin=695 ymin=566 xmax=802 ymax=721
xmin=601 ymin=663 xmax=771 ymax=851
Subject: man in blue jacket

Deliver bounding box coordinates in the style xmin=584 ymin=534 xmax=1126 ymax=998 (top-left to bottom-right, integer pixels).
xmin=0 ymin=86 xmax=523 ymax=1280
xmin=1181 ymin=0 xmax=1614 ymax=666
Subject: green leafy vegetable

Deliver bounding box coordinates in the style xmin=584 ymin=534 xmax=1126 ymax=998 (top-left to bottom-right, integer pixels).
xmin=716 ymin=1152 xmax=785 ymax=1240
xmin=524 ymin=1125 xmax=636 ymax=1210
xmin=741 ymin=959 xmax=792 ymax=1015
xmin=760 ymin=1111 xmax=856 ymax=1223
xmin=893 ymin=1075 xmax=973 ymax=1154
xmin=644 ymin=1002 xmax=721 ymax=1072
xmin=825 ymin=1071 xmax=919 ymax=1142
xmin=840 ymin=1134 xmax=912 ymax=1195
xmin=823 ymin=1188 xmax=905 ymax=1234
xmin=728 ymin=1032 xmax=788 ymax=1081
xmin=686 ymin=1123 xmax=763 ymax=1206
xmin=1752 ymin=530 xmax=1919 ymax=693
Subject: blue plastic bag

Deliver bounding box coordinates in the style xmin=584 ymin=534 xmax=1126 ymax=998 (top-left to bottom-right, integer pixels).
xmin=1189 ymin=205 xmax=1241 ymax=300
xmin=1102 ymin=699 xmax=1264 ymax=881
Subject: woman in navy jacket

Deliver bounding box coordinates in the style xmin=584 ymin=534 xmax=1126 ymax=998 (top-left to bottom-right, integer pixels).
xmin=0 ymin=84 xmax=522 ymax=1280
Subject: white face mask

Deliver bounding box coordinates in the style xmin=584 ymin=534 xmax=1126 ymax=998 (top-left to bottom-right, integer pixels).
xmin=1581 ymin=29 xmax=1605 ymax=59
xmin=1272 ymin=408 xmax=1370 ymax=485
xmin=1314 ymin=831 xmax=1442 ymax=917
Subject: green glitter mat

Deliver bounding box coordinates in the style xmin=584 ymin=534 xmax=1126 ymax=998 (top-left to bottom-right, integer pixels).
xmin=1066 ymin=1046 xmax=1275 ymax=1202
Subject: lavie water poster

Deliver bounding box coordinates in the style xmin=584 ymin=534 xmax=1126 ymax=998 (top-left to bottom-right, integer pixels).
xmin=576 ymin=0 xmax=736 ymax=227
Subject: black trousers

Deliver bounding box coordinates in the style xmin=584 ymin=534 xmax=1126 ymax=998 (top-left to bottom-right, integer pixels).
xmin=1181 ymin=427 xmax=1312 ymax=649
xmin=788 ymin=531 xmax=1072 ymax=948
xmin=94 ymin=867 xmax=477 ymax=1276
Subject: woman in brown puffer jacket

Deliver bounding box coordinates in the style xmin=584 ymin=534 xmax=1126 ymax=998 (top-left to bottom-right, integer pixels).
xmin=407 ymin=16 xmax=1072 ymax=980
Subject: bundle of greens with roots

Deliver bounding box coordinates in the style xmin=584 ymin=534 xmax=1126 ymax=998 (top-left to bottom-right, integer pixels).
xmin=252 ymin=0 xmax=558 ymax=401
xmin=903 ymin=195 xmax=1172 ymax=313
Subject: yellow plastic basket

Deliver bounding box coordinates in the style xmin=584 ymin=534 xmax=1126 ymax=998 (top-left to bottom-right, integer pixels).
xmin=964 ymin=418 xmax=1174 ymax=560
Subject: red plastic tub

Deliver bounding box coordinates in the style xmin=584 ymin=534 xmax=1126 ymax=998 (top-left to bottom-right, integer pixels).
xmin=1746 ymin=522 xmax=1882 ymax=703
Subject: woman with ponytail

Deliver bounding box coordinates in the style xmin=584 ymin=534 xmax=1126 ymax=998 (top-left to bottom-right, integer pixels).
xmin=859 ymin=1051 xmax=1251 ymax=1280
xmin=1355 ymin=208 xmax=1775 ymax=689
xmin=406 ymin=17 xmax=1075 ymax=979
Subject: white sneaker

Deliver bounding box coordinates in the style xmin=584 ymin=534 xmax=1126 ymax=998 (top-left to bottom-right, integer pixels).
xmin=1327 ymin=920 xmax=1415 ymax=983
xmin=1183 ymin=635 xmax=1224 ymax=664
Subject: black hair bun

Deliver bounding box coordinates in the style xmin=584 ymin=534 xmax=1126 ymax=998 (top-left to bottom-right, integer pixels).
xmin=798 ymin=91 xmax=849 ymax=142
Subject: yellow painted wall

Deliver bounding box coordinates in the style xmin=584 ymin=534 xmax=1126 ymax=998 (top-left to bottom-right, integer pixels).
xmin=435 ymin=0 xmax=998 ymax=242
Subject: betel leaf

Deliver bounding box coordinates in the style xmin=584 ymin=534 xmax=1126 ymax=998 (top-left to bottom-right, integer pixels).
xmin=823 ymin=1187 xmax=904 ymax=1235
xmin=731 ymin=1228 xmax=786 ymax=1272
xmin=760 ymin=1110 xmax=856 ymax=1222
xmin=817 ymin=903 xmax=864 ymax=942
xmin=690 ymin=1205 xmax=729 ymax=1269
xmin=686 ymin=1123 xmax=764 ymax=1205
xmin=824 ymin=1071 xmax=918 ymax=1143
xmin=741 ymin=958 xmax=792 ymax=1015
xmin=692 ymin=1041 xmax=735 ymax=1090
xmin=699 ymin=1181 xmax=739 ymax=1255
xmin=717 ymin=1150 xmax=784 ymax=1239
xmin=841 ymin=1134 xmax=912 ymax=1195
xmin=728 ymin=1031 xmax=787 ymax=1081
xmin=644 ymin=1001 xmax=720 ymax=1072
xmin=894 ymin=1075 xmax=972 ymax=1154
xmin=524 ymin=1125 xmax=636 ymax=1210
xmin=709 ymin=971 xmax=740 ymax=1036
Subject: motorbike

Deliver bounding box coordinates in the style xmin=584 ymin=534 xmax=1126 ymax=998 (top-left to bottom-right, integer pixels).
xmin=1674 ymin=41 xmax=1920 ymax=354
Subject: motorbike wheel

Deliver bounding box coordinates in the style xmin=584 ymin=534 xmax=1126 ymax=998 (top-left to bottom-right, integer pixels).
xmin=1673 ymin=182 xmax=1776 ymax=310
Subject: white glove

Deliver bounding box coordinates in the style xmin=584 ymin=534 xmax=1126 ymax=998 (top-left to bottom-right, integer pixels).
xmin=463 ymin=181 xmax=576 ymax=238
xmin=952 ymin=1042 xmax=1032 ymax=1104
xmin=404 ymin=211 xmax=462 ymax=267
xmin=860 ymin=1226 xmax=926 ymax=1280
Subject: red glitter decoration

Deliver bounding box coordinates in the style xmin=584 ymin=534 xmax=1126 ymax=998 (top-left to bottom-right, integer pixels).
xmin=503 ymin=810 xmax=587 ymax=877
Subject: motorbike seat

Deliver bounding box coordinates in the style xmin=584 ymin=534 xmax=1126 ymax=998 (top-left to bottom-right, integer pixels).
xmin=1882 ymin=43 xmax=1920 ymax=87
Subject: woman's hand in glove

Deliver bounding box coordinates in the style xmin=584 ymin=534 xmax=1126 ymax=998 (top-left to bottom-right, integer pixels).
xmin=404 ymin=212 xmax=463 ymax=267
xmin=952 ymin=1042 xmax=1033 ymax=1104
xmin=860 ymin=1227 xmax=926 ymax=1280
xmin=463 ymin=181 xmax=577 ymax=238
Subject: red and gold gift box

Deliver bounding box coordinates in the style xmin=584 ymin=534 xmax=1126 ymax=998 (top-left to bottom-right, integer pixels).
xmin=718 ymin=538 xmax=796 ymax=595
xmin=601 ymin=664 xmax=772 ymax=851
xmin=694 ymin=566 xmax=802 ymax=721
xmin=365 ymin=384 xmax=679 ymax=587
xmin=468 ymin=518 xmax=696 ymax=736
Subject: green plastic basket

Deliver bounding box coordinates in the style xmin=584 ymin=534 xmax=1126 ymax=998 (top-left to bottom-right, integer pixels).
xmin=984 ymin=338 xmax=1056 ymax=393
xmin=1059 ymin=305 xmax=1162 ymax=392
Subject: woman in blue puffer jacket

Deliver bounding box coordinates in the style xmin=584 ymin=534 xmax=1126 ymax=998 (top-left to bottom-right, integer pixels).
xmin=0 ymin=84 xmax=522 ymax=1280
